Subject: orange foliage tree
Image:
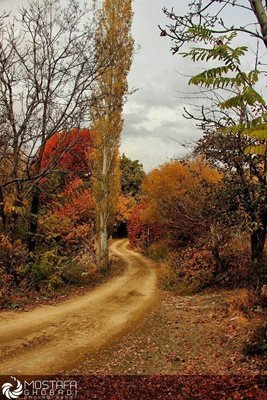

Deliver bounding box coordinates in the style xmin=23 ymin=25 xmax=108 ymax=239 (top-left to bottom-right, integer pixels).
xmin=128 ymin=159 xmax=222 ymax=253
xmin=41 ymin=177 xmax=95 ymax=251
xmin=141 ymin=159 xmax=221 ymax=242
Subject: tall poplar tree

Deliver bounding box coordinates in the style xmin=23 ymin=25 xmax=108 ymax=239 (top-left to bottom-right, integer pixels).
xmin=91 ymin=0 xmax=134 ymax=270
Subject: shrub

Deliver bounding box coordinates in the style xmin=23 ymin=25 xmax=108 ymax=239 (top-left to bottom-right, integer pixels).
xmin=128 ymin=204 xmax=161 ymax=249
xmin=226 ymin=288 xmax=259 ymax=316
xmin=31 ymin=249 xmax=70 ymax=289
xmin=158 ymin=261 xmax=177 ymax=291
xmin=216 ymin=243 xmax=252 ymax=287
xmin=63 ymin=253 xmax=125 ymax=287
xmin=146 ymin=240 xmax=170 ymax=262
xmin=243 ymin=325 xmax=267 ymax=357
xmin=159 ymin=247 xmax=216 ymax=294
xmin=62 ymin=252 xmax=98 ymax=285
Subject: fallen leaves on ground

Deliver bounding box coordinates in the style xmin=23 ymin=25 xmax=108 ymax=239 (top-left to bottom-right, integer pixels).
xmin=70 ymin=289 xmax=266 ymax=375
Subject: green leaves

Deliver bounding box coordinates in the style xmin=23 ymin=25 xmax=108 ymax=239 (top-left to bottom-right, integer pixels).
xmin=243 ymin=87 xmax=265 ymax=106
xmin=187 ymin=25 xmax=213 ymax=42
xmin=244 ymin=145 xmax=267 ymax=155
xmin=189 ymin=66 xmax=234 ymax=88
xmin=182 ymin=22 xmax=267 ymax=160
xmin=183 ymin=42 xmax=248 ymax=70
xmin=244 ymin=124 xmax=267 ymax=140
xmin=220 ymin=88 xmax=265 ymax=110
xmin=242 ymin=123 xmax=267 ymax=155
xmin=189 ymin=68 xmax=261 ymax=92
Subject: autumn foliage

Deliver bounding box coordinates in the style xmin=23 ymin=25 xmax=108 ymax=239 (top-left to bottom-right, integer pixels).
xmin=128 ymin=158 xmax=256 ymax=293
xmin=55 ymin=178 xmax=95 ymax=223
xmin=41 ymin=128 xmax=92 ymax=178
xmin=128 ymin=159 xmax=221 ymax=248
xmin=128 ymin=204 xmax=161 ymax=249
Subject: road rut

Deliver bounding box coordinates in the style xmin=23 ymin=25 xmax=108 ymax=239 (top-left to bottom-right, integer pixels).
xmin=0 ymin=239 xmax=158 ymax=374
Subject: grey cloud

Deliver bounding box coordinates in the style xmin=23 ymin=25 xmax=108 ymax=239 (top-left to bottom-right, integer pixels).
xmin=122 ymin=112 xmax=200 ymax=143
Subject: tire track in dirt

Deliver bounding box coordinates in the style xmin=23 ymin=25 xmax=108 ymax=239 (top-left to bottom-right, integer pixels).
xmin=0 ymin=239 xmax=158 ymax=374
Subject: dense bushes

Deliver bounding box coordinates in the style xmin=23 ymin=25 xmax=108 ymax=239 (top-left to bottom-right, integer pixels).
xmin=0 ymin=241 xmax=124 ymax=309
xmin=0 ymin=245 xmax=76 ymax=309
xmin=155 ymin=240 xmax=254 ymax=294
xmin=145 ymin=240 xmax=170 ymax=263
xmin=0 ymin=128 xmax=96 ymax=306
xmin=159 ymin=247 xmax=216 ymax=294
xmin=215 ymin=244 xmax=252 ymax=287
xmin=128 ymin=159 xmax=265 ymax=294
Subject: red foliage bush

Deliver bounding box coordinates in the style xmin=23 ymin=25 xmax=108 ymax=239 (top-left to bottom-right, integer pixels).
xmin=55 ymin=178 xmax=95 ymax=224
xmin=41 ymin=128 xmax=92 ymax=178
xmin=128 ymin=204 xmax=161 ymax=248
xmin=159 ymin=241 xmax=253 ymax=293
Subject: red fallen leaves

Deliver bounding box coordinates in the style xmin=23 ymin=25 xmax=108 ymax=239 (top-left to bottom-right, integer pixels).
xmin=49 ymin=375 xmax=267 ymax=399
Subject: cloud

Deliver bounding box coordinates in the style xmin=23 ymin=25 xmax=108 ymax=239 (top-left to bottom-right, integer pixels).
xmin=120 ymin=136 xmax=178 ymax=171
xmin=121 ymin=100 xmax=201 ymax=172
xmin=120 ymin=134 xmax=195 ymax=172
xmin=119 ymin=0 xmax=208 ymax=170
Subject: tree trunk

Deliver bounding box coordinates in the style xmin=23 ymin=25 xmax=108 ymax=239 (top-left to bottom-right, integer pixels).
xmin=98 ymin=146 xmax=110 ymax=272
xmin=99 ymin=210 xmax=109 ymax=271
xmin=251 ymin=225 xmax=266 ymax=261
xmin=250 ymin=0 xmax=267 ymax=49
xmin=0 ymin=186 xmax=6 ymax=230
xmin=28 ymin=187 xmax=40 ymax=253
xmin=250 ymin=224 xmax=266 ymax=291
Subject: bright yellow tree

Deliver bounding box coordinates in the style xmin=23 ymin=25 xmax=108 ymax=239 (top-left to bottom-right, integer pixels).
xmin=141 ymin=159 xmax=221 ymax=238
xmin=91 ymin=0 xmax=134 ymax=270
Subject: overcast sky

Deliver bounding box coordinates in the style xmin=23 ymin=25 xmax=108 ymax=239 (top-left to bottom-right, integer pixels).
xmin=0 ymin=0 xmax=262 ymax=171
xmin=120 ymin=0 xmax=202 ymax=171
xmin=121 ymin=0 xmax=261 ymax=171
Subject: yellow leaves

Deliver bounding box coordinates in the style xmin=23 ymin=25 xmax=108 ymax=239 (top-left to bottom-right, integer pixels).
xmin=198 ymin=162 xmax=222 ymax=184
xmin=116 ymin=194 xmax=136 ymax=223
xmin=3 ymin=195 xmax=26 ymax=216
xmin=143 ymin=159 xmax=221 ymax=204
xmin=92 ymin=0 xmax=134 ymax=116
xmin=241 ymin=120 xmax=267 ymax=156
xmin=91 ymin=0 xmax=134 ymax=253
xmin=244 ymin=145 xmax=267 ymax=156
xmin=141 ymin=159 xmax=221 ymax=227
xmin=0 ymin=234 xmax=12 ymax=252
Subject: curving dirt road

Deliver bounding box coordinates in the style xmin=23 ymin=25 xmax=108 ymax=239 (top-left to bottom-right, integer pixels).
xmin=0 ymin=240 xmax=158 ymax=374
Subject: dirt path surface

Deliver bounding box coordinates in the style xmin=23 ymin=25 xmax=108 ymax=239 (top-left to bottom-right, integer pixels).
xmin=0 ymin=239 xmax=158 ymax=374
xmin=70 ymin=290 xmax=266 ymax=375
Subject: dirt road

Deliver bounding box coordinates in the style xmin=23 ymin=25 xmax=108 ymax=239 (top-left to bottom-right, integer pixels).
xmin=0 ymin=240 xmax=158 ymax=374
